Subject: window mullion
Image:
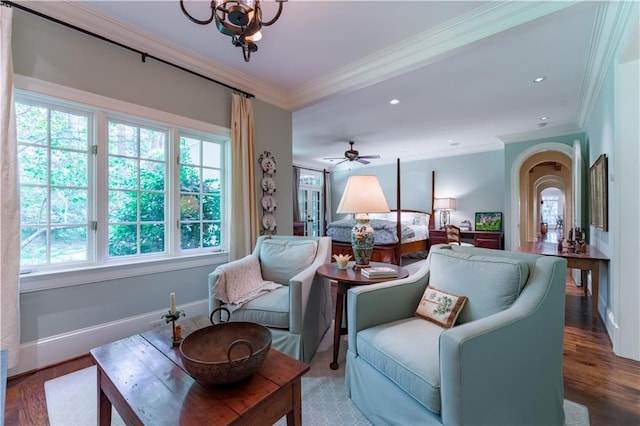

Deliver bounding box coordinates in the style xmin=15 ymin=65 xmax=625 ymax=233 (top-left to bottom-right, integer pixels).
xmin=167 ymin=128 xmax=179 ymax=255
xmin=86 ymin=111 xmax=97 ymax=264
xmin=95 ymin=111 xmax=109 ymax=263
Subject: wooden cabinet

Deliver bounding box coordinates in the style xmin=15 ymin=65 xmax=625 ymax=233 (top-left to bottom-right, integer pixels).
xmin=429 ymin=231 xmax=448 ymax=246
xmin=429 ymin=229 xmax=504 ymax=250
xmin=473 ymin=232 xmax=503 ymax=249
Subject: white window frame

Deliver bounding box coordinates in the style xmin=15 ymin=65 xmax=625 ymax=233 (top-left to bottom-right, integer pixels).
xmin=15 ymin=76 xmax=231 ymax=292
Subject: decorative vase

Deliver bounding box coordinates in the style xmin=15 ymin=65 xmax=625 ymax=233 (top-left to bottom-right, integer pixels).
xmin=351 ymin=214 xmax=375 ymax=268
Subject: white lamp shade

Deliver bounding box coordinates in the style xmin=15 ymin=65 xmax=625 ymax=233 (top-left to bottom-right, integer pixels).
xmin=434 ymin=198 xmax=456 ymax=211
xmin=336 ymin=175 xmax=390 ymax=214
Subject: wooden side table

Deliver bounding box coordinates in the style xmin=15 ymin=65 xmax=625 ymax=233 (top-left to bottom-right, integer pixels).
xmin=316 ymin=262 xmax=409 ymax=370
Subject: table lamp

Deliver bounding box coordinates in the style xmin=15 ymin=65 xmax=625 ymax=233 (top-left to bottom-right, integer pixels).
xmin=434 ymin=198 xmax=456 ymax=229
xmin=336 ymin=175 xmax=390 ymax=269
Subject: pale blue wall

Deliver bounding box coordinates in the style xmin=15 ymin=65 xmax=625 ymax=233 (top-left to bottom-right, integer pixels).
xmin=331 ymin=150 xmax=505 ymax=230
xmin=12 ymin=11 xmax=292 ymax=343
xmin=584 ymin=63 xmax=615 ymax=336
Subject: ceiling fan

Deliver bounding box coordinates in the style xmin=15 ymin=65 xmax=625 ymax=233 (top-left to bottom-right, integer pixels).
xmin=323 ymin=141 xmax=381 ymax=165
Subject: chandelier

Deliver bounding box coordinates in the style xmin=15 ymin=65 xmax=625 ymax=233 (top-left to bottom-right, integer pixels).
xmin=180 ymin=0 xmax=287 ymax=62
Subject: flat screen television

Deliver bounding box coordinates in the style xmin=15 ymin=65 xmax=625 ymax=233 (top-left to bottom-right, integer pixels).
xmin=475 ymin=212 xmax=502 ymax=232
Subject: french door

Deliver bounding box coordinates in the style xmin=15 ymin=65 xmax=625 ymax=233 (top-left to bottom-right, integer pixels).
xmin=297 ymin=170 xmax=324 ymax=237
xmin=298 ymin=187 xmax=322 ymax=236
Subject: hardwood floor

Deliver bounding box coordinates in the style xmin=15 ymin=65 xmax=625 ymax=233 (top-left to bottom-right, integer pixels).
xmin=563 ymin=274 xmax=640 ymax=425
xmin=4 ymin=273 xmax=640 ymax=425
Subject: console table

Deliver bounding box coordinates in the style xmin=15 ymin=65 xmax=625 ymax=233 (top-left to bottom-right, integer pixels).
xmin=429 ymin=229 xmax=504 ymax=249
xmin=517 ymin=241 xmax=609 ymax=322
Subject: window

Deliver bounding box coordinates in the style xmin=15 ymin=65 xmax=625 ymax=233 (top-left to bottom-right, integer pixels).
xmin=16 ymin=101 xmax=92 ymax=267
xmin=179 ymin=135 xmax=223 ymax=250
xmin=16 ymin=93 xmax=229 ymax=276
xmin=107 ymin=120 xmax=167 ymax=257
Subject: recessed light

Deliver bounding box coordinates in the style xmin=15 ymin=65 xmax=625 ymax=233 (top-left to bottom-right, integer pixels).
xmin=533 ymin=76 xmax=546 ymax=83
xmin=540 ymin=116 xmax=548 ymax=121
xmin=389 ymin=99 xmax=400 ymax=105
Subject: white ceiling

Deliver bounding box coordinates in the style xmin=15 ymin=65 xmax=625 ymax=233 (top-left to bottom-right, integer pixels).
xmin=24 ymin=1 xmax=632 ymax=170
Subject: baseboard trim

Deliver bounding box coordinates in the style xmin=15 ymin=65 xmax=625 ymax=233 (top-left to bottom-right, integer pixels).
xmin=8 ymin=300 xmax=209 ymax=377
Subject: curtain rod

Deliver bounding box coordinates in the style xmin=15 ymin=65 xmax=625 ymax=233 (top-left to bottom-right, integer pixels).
xmin=2 ymin=1 xmax=255 ymax=99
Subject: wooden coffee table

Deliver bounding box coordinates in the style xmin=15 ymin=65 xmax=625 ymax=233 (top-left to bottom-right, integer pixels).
xmin=90 ymin=316 xmax=309 ymax=426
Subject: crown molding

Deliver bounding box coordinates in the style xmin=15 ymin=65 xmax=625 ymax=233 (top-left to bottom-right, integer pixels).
xmin=17 ymin=0 xmax=289 ymax=109
xmin=577 ymin=1 xmax=640 ymax=127
xmin=497 ymin=124 xmax=583 ymax=145
xmin=287 ymin=1 xmax=583 ymax=110
xmin=18 ymin=0 xmax=586 ymax=113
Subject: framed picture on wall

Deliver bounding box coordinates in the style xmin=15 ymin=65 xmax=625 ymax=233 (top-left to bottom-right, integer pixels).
xmin=589 ymin=154 xmax=608 ymax=231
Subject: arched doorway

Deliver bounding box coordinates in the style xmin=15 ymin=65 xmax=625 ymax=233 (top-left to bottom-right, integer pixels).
xmin=540 ymin=187 xmax=565 ymax=242
xmin=510 ymin=142 xmax=574 ymax=248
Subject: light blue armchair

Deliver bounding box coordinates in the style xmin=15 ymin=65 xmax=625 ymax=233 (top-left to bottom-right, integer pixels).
xmin=345 ymin=244 xmax=567 ymax=425
xmin=209 ymin=235 xmax=332 ymax=363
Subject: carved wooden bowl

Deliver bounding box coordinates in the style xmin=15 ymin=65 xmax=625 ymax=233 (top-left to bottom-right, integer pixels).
xmin=179 ymin=309 xmax=272 ymax=385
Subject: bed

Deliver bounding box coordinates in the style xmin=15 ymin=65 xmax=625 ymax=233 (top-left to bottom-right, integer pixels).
xmin=327 ymin=210 xmax=430 ymax=264
xmin=326 ymin=159 xmax=431 ymax=265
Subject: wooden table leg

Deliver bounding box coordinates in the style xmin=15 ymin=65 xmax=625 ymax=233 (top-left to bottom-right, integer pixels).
xmin=286 ymin=378 xmax=303 ymax=426
xmin=97 ymin=370 xmax=112 ymax=426
xmin=331 ymin=282 xmax=348 ymax=370
xmin=591 ymin=261 xmax=599 ymax=322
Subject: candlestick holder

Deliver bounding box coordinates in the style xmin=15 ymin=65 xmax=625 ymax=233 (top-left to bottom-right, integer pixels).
xmin=161 ymin=310 xmax=186 ymax=346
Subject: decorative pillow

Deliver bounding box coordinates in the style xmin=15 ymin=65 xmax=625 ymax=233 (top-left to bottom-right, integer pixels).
xmin=259 ymin=239 xmax=318 ymax=284
xmin=412 ymin=214 xmax=428 ymax=227
xmin=416 ymin=285 xmax=467 ymax=328
xmin=428 ymin=249 xmax=529 ymax=324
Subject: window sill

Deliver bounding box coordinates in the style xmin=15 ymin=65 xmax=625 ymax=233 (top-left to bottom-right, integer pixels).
xmin=19 ymin=252 xmax=229 ymax=293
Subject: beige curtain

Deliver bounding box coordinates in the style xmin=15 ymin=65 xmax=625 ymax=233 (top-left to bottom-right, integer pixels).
xmin=1 ymin=5 xmax=21 ymax=369
xmin=230 ymin=93 xmax=258 ymax=260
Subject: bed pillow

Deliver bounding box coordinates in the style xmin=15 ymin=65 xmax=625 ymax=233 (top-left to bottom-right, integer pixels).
xmin=416 ymin=285 xmax=467 ymax=328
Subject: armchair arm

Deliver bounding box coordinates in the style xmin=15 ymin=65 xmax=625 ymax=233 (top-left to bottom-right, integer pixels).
xmin=208 ymin=269 xmax=224 ymax=316
xmin=347 ymin=264 xmax=430 ymax=354
xmin=288 ymin=242 xmax=331 ymax=335
xmin=207 ymin=256 xmax=255 ymax=320
xmin=439 ymin=256 xmax=567 ymax=425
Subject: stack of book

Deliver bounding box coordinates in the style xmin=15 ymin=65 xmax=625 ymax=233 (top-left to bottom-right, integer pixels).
xmin=361 ymin=266 xmax=398 ymax=278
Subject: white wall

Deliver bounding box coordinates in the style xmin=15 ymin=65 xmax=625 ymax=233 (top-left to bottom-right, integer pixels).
xmin=611 ymin=52 xmax=639 ymax=360
xmin=585 ymin=24 xmax=640 ymax=361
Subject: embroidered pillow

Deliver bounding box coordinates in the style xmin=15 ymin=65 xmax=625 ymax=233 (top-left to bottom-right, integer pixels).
xmin=416 ymin=285 xmax=467 ymax=328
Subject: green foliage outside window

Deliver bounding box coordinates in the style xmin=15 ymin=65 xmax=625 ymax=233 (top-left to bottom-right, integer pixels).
xmin=17 ymin=102 xmax=90 ymax=267
xmin=17 ymin=97 xmax=226 ymax=271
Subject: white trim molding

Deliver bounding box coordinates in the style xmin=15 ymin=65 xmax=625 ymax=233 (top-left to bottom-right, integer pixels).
xmin=7 ymin=300 xmax=209 ymax=377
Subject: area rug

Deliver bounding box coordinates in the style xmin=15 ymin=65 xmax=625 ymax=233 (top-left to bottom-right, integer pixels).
xmin=45 ymin=329 xmax=589 ymax=425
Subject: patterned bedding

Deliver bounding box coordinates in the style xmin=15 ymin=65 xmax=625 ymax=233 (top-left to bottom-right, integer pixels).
xmin=326 ymin=212 xmax=430 ymax=245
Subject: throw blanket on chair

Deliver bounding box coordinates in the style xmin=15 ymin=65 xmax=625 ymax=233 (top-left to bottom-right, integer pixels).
xmin=213 ymin=254 xmax=282 ymax=311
